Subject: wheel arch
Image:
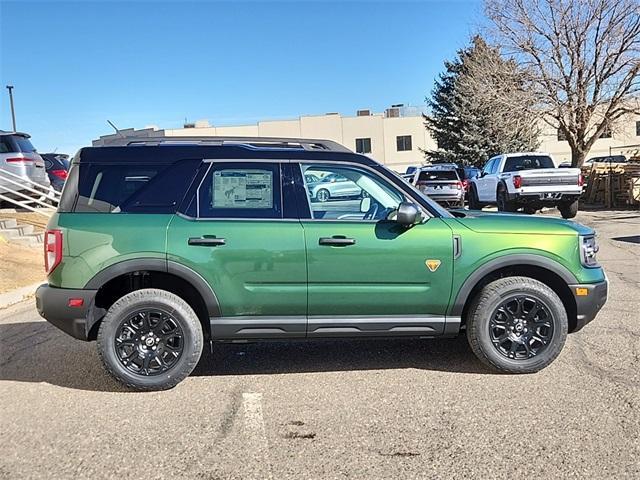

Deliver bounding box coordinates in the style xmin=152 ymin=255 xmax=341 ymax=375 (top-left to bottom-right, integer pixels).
xmin=450 ymin=255 xmax=579 ymax=332
xmin=84 ymin=259 xmax=220 ymax=340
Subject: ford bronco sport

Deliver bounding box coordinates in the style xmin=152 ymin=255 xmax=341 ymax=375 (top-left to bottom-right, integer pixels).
xmin=36 ymin=137 xmax=608 ymax=390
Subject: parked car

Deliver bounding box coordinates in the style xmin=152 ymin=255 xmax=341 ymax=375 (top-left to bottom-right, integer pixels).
xmin=410 ymin=167 xmax=465 ymax=207
xmin=425 ymin=163 xmax=479 ymax=194
xmin=585 ymin=155 xmax=627 ymax=165
xmin=0 ymin=130 xmax=51 ymax=201
xmin=462 ymin=166 xmax=481 ymax=190
xmin=36 ymin=137 xmax=607 ymax=390
xmin=41 ymin=153 xmax=70 ymax=192
xmin=306 ymin=171 xmax=363 ymax=202
xmin=468 ymin=152 xmax=583 ymax=218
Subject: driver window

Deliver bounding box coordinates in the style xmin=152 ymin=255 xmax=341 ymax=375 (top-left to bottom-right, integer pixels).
xmin=482 ymin=158 xmax=495 ymax=175
xmin=300 ymin=164 xmax=405 ymax=221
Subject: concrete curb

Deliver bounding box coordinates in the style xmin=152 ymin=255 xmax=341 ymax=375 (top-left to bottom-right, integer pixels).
xmin=0 ymin=281 xmax=43 ymax=310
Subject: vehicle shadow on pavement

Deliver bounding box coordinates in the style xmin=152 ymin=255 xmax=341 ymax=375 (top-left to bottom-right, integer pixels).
xmin=192 ymin=336 xmax=491 ymax=377
xmin=0 ymin=322 xmax=493 ymax=393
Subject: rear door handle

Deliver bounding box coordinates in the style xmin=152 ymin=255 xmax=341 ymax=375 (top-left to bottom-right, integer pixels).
xmin=319 ymin=236 xmax=356 ymax=247
xmin=188 ymin=236 xmax=226 ymax=247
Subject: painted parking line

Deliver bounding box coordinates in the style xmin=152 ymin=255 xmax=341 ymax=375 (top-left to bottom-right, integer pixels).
xmin=242 ymin=392 xmax=273 ymax=479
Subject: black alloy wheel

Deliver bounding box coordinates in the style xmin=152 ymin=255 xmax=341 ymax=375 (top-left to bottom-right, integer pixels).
xmin=114 ymin=308 xmax=184 ymax=376
xmin=489 ymin=295 xmax=554 ymax=360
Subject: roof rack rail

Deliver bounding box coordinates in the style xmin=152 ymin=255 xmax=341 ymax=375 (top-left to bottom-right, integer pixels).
xmin=99 ymin=136 xmax=352 ymax=153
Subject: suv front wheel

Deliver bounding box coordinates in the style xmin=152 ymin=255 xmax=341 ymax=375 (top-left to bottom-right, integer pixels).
xmin=466 ymin=277 xmax=568 ymax=373
xmin=97 ymin=289 xmax=204 ymax=391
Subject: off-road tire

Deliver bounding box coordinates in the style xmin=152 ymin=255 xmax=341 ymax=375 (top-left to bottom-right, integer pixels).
xmin=468 ymin=185 xmax=482 ymax=210
xmin=558 ymin=200 xmax=579 ymax=219
xmin=466 ymin=277 xmax=568 ymax=373
xmin=97 ymin=289 xmax=203 ymax=391
xmin=497 ymin=188 xmax=516 ymax=212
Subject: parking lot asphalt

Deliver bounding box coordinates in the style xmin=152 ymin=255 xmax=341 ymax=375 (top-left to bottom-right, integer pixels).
xmin=1 ymin=209 xmax=638 ymax=479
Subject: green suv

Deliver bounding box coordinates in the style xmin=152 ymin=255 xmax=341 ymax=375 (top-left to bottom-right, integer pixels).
xmin=36 ymin=137 xmax=608 ymax=390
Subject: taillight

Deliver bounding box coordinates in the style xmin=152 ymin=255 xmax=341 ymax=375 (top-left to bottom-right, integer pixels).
xmin=5 ymin=157 xmax=33 ymax=164
xmin=51 ymin=169 xmax=68 ymax=180
xmin=578 ymin=174 xmax=584 ymax=186
xmin=455 ymin=181 xmax=463 ymax=190
xmin=44 ymin=230 xmax=62 ymax=274
xmin=462 ymin=179 xmax=469 ymax=189
xmin=513 ymin=175 xmax=522 ymax=189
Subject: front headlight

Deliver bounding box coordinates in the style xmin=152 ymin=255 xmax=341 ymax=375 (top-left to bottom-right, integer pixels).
xmin=580 ymin=235 xmax=599 ymax=267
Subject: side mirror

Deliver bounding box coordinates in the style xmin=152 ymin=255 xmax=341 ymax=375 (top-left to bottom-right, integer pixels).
xmin=479 ymin=171 xmax=486 ymax=178
xmin=396 ymin=202 xmax=419 ymax=226
xmin=360 ymin=196 xmax=371 ymax=213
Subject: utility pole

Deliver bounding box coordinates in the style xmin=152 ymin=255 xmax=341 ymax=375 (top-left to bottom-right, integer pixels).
xmin=6 ymin=85 xmax=16 ymax=132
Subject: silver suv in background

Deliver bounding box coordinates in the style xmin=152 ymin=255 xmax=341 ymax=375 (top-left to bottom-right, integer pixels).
xmin=406 ymin=167 xmax=465 ymax=207
xmin=0 ymin=131 xmax=51 ymax=201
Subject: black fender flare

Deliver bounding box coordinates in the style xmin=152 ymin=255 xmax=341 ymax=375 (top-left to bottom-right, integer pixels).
xmin=448 ymin=254 xmax=578 ymax=317
xmin=84 ymin=258 xmax=221 ymax=317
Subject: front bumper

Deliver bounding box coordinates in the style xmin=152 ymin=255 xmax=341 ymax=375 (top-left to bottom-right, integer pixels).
xmin=35 ymin=284 xmax=98 ymax=340
xmin=568 ymin=279 xmax=608 ymax=332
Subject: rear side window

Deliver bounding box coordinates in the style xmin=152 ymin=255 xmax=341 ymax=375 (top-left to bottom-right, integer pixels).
xmin=0 ymin=137 xmax=13 ymax=153
xmin=15 ymin=137 xmax=36 ymax=152
xmin=418 ymin=170 xmax=458 ymax=181
xmin=503 ymin=156 xmax=554 ymax=172
xmin=193 ymin=162 xmax=282 ymax=219
xmin=73 ymin=159 xmax=200 ymax=213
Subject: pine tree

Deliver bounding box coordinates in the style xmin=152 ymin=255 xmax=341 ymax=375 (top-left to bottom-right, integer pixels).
xmin=424 ymin=36 xmax=540 ymax=167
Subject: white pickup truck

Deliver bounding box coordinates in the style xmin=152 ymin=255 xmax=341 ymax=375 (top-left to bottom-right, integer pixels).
xmin=468 ymin=152 xmax=583 ymax=218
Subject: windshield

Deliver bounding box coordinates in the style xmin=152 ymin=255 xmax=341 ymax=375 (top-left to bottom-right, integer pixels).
xmin=503 ymin=155 xmax=554 ymax=172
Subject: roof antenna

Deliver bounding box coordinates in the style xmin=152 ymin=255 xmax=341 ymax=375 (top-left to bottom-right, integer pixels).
xmin=107 ymin=120 xmax=124 ymax=137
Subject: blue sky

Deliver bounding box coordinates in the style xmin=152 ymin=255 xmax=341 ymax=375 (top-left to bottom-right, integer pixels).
xmin=0 ymin=0 xmax=481 ymax=153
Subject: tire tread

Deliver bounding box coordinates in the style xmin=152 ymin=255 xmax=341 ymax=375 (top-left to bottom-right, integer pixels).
xmin=96 ymin=288 xmax=203 ymax=391
xmin=466 ymin=276 xmax=568 ymax=373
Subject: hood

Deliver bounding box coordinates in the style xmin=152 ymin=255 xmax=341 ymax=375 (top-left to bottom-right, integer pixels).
xmin=450 ymin=209 xmax=593 ymax=236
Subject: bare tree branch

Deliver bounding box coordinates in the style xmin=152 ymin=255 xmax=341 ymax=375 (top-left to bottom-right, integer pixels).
xmin=485 ymin=0 xmax=640 ymax=166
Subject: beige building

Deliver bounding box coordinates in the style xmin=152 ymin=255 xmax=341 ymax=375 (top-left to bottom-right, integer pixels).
xmin=94 ymin=105 xmax=640 ymax=171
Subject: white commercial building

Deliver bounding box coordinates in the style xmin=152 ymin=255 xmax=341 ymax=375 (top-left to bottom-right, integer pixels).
xmin=94 ymin=105 xmax=640 ymax=171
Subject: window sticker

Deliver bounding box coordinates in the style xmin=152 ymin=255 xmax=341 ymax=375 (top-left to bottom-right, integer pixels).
xmin=212 ymin=169 xmax=273 ymax=209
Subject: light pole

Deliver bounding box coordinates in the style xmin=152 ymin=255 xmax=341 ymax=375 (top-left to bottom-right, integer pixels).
xmin=6 ymin=85 xmax=17 ymax=132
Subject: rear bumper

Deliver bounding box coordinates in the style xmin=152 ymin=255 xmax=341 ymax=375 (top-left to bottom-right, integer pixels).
xmin=426 ymin=193 xmax=464 ymax=204
xmin=568 ymin=279 xmax=608 ymax=332
xmin=508 ymin=192 xmax=581 ymax=204
xmin=35 ymin=284 xmax=98 ymax=340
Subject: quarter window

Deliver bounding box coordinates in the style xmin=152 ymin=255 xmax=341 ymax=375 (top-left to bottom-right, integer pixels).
xmin=74 ymin=159 xmax=200 ymax=213
xmin=355 ymin=138 xmax=372 ymax=154
xmin=300 ymin=164 xmax=407 ymax=221
xmin=396 ymin=135 xmax=412 ymax=151
xmin=196 ymin=162 xmax=282 ymax=219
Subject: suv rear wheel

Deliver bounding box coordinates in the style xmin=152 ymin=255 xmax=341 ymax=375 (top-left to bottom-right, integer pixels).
xmin=97 ymin=289 xmax=203 ymax=391
xmin=466 ymin=277 xmax=568 ymax=373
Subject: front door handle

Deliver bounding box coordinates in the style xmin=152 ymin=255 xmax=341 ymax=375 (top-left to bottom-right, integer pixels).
xmin=319 ymin=236 xmax=356 ymax=247
xmin=188 ymin=236 xmax=226 ymax=247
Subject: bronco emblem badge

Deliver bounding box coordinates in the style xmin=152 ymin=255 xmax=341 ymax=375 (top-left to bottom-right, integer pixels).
xmin=425 ymin=259 xmax=441 ymax=272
